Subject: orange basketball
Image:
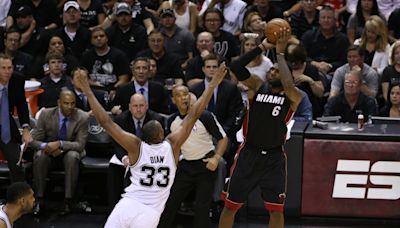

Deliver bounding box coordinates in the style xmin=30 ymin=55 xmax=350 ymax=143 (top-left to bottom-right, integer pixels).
xmin=264 ymin=18 xmax=291 ymax=44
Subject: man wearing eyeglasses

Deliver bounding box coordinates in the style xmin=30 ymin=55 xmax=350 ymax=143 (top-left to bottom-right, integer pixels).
xmin=323 ymin=70 xmax=377 ymax=123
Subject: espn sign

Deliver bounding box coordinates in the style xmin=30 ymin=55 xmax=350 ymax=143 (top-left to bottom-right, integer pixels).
xmin=332 ymin=160 xmax=400 ymax=200
xmin=302 ymin=139 xmax=400 ymax=218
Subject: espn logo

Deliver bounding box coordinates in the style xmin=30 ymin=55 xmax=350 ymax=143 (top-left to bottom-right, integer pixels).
xmin=332 ymin=160 xmax=400 ymax=200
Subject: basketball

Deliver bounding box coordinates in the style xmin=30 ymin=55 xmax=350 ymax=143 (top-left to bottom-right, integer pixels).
xmin=264 ymin=18 xmax=291 ymax=44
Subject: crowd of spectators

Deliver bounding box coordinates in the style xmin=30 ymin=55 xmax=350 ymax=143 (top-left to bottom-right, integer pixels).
xmin=1 ymin=0 xmax=400 ymax=220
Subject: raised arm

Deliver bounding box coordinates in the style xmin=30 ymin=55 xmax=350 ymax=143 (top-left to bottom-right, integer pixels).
xmin=167 ymin=64 xmax=227 ymax=156
xmin=275 ymin=29 xmax=303 ymax=112
xmin=74 ymin=69 xmax=141 ymax=164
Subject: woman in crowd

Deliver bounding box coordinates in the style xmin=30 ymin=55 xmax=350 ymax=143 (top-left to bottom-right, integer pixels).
xmin=286 ymin=43 xmax=325 ymax=117
xmin=30 ymin=35 xmax=80 ymax=79
xmin=381 ymin=41 xmax=400 ymax=102
xmin=354 ymin=15 xmax=390 ymax=75
xmin=242 ymin=12 xmax=265 ymax=41
xmin=379 ymin=82 xmax=400 ymax=117
xmin=347 ymin=0 xmax=383 ymax=44
xmin=239 ymin=35 xmax=272 ymax=82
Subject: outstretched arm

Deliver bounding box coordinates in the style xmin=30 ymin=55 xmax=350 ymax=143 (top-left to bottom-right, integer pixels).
xmin=167 ymin=64 xmax=227 ymax=160
xmin=275 ymin=29 xmax=303 ymax=112
xmin=74 ymin=69 xmax=141 ymax=164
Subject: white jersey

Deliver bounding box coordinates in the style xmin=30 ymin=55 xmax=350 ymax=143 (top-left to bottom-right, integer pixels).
xmin=0 ymin=205 xmax=12 ymax=228
xmin=122 ymin=141 xmax=177 ymax=214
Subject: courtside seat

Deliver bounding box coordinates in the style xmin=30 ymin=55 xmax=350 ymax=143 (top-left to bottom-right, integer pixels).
xmin=80 ymin=113 xmax=114 ymax=173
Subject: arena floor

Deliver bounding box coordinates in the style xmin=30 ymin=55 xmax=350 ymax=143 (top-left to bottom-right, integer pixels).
xmin=14 ymin=204 xmax=400 ymax=228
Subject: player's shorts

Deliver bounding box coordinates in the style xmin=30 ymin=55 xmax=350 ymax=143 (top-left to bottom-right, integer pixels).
xmin=104 ymin=197 xmax=160 ymax=228
xmin=221 ymin=144 xmax=287 ymax=212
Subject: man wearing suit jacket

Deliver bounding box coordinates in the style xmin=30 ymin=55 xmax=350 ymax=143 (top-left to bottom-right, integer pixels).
xmin=190 ymin=54 xmax=244 ymax=174
xmin=0 ymin=54 xmax=32 ymax=182
xmin=68 ymin=67 xmax=108 ymax=112
xmin=190 ymin=54 xmax=243 ymax=139
xmin=108 ymin=93 xmax=165 ymax=209
xmin=111 ymin=57 xmax=171 ymax=114
xmin=30 ymin=90 xmax=89 ymax=216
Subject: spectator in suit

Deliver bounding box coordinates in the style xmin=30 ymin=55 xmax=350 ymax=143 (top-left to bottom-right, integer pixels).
xmin=301 ymin=6 xmax=349 ymax=74
xmin=38 ymin=52 xmax=72 ymax=108
xmin=190 ymin=54 xmax=243 ymax=140
xmin=68 ymin=67 xmax=108 ymax=112
xmin=1 ymin=27 xmax=34 ymax=77
xmin=0 ymin=54 xmax=32 ymax=182
xmin=108 ymin=93 xmax=165 ymax=209
xmin=190 ymin=54 xmax=243 ymax=169
xmin=31 ymin=90 xmax=89 ymax=216
xmin=112 ymin=57 xmax=171 ymax=114
xmin=54 ymin=1 xmax=91 ymax=59
xmin=324 ymin=70 xmax=377 ymax=123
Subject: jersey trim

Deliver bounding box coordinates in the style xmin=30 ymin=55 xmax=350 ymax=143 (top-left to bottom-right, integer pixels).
xmin=128 ymin=141 xmax=142 ymax=168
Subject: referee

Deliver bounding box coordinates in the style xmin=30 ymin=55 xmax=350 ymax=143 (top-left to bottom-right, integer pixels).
xmin=219 ymin=30 xmax=302 ymax=228
xmin=158 ymin=85 xmax=228 ymax=228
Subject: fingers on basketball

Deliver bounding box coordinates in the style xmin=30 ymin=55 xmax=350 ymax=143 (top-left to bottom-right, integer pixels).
xmin=265 ymin=18 xmax=292 ymax=44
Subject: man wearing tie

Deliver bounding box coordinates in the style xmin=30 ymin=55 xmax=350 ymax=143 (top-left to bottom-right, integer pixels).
xmin=68 ymin=67 xmax=108 ymax=112
xmin=111 ymin=57 xmax=171 ymax=114
xmin=190 ymin=54 xmax=243 ymax=168
xmin=0 ymin=54 xmax=32 ymax=182
xmin=108 ymin=93 xmax=165 ymax=209
xmin=30 ymin=90 xmax=89 ymax=216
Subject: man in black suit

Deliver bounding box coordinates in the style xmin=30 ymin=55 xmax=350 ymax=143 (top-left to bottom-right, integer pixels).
xmin=111 ymin=57 xmax=171 ymax=114
xmin=68 ymin=67 xmax=108 ymax=112
xmin=190 ymin=54 xmax=243 ymax=140
xmin=107 ymin=93 xmax=165 ymax=209
xmin=0 ymin=54 xmax=32 ymax=182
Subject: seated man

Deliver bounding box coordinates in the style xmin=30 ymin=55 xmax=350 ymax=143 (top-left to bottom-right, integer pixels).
xmin=30 ymin=90 xmax=89 ymax=216
xmin=108 ymin=93 xmax=165 ymax=209
xmin=324 ymin=70 xmax=377 ymax=123
xmin=39 ymin=51 xmax=72 ymax=108
xmin=329 ymin=45 xmax=379 ymax=99
xmin=301 ymin=6 xmax=349 ymax=74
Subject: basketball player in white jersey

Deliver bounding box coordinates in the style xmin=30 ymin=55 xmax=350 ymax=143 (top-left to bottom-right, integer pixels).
xmin=0 ymin=182 xmax=35 ymax=228
xmin=73 ymin=62 xmax=227 ymax=228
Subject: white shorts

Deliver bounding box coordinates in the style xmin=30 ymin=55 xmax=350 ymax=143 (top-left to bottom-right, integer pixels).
xmin=104 ymin=197 xmax=160 ymax=228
